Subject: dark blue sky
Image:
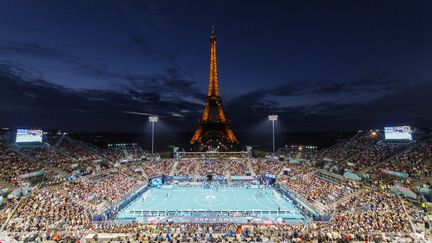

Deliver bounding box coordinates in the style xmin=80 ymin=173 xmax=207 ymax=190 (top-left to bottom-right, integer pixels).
xmin=0 ymin=0 xmax=431 ymax=132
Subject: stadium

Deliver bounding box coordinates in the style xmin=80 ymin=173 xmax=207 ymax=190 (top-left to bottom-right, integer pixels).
xmin=0 ymin=127 xmax=431 ymax=242
xmin=1 ymin=1 xmax=432 ymax=242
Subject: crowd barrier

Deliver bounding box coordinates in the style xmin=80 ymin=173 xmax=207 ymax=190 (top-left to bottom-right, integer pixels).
xmin=124 ymin=209 xmax=297 ymax=217
xmin=276 ymin=184 xmax=321 ymax=220
xmin=93 ymin=183 xmax=149 ymax=221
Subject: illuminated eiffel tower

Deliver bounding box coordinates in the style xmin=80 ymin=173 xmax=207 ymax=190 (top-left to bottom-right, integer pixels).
xmin=190 ymin=28 xmax=238 ymax=147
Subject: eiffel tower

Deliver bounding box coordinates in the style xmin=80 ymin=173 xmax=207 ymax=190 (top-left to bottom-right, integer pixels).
xmin=190 ymin=28 xmax=238 ymax=147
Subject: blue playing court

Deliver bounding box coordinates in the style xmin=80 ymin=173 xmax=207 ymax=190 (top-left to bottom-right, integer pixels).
xmin=116 ymin=186 xmax=306 ymax=223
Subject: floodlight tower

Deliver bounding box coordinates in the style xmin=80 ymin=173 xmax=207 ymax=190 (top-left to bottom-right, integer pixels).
xmin=268 ymin=115 xmax=278 ymax=153
xmin=149 ymin=115 xmax=158 ymax=153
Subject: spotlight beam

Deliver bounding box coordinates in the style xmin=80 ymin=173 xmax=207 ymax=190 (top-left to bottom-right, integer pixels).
xmin=149 ymin=115 xmax=158 ymax=153
xmin=268 ymin=115 xmax=278 ymax=153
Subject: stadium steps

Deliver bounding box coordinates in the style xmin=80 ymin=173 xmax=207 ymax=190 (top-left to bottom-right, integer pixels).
xmin=169 ymin=160 xmax=179 ymax=176
xmin=139 ymin=165 xmax=149 ymax=179
xmin=246 ymin=160 xmax=256 ymax=176
xmin=54 ymin=133 xmax=66 ymax=147
xmin=1 ymin=197 xmax=23 ymax=231
xmin=323 ymin=188 xmax=366 ymax=212
xmin=277 ymin=167 xmax=286 ymax=178
xmin=224 ymin=160 xmax=231 ymax=182
xmin=294 ymin=151 xmax=302 ymax=160
xmin=310 ymin=200 xmax=327 ymax=214
xmin=193 ymin=160 xmax=200 ymax=182
xmin=123 ymin=149 xmax=129 ymax=158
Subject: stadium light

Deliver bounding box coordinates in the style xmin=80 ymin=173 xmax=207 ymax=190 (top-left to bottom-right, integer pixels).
xmin=149 ymin=115 xmax=158 ymax=153
xmin=268 ymin=115 xmax=278 ymax=153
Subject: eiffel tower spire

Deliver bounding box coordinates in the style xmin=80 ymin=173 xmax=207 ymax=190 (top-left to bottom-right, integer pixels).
xmin=190 ymin=28 xmax=238 ymax=147
xmin=208 ymin=26 xmax=220 ymax=97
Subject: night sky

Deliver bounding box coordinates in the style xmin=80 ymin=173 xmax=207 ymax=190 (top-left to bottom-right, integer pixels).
xmin=1 ymin=0 xmax=431 ymax=133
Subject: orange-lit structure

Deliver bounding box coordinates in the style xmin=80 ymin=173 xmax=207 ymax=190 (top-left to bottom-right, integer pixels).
xmin=190 ymin=28 xmax=238 ymax=146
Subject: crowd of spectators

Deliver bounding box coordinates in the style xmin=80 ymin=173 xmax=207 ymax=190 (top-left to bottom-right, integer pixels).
xmin=252 ymin=159 xmax=285 ymax=175
xmin=58 ymin=138 xmax=102 ymax=165
xmin=6 ymin=217 xmax=424 ymax=242
xmin=275 ymin=147 xmax=300 ymax=159
xmin=174 ymin=159 xmax=195 ymax=176
xmin=118 ymin=163 xmax=147 ymax=182
xmin=375 ymin=141 xmax=432 ymax=185
xmin=105 ymin=143 xmax=147 ymax=162
xmin=141 ymin=159 xmax=174 ymax=177
xmin=315 ymin=131 xmax=380 ymax=163
xmin=6 ymin=187 xmax=91 ymax=232
xmin=330 ymin=189 xmax=412 ymax=234
xmin=202 ymin=159 xmax=227 ymax=176
xmin=2 ymin=131 xmax=431 ymax=242
xmin=64 ymin=172 xmax=142 ymax=206
xmin=21 ymin=146 xmax=89 ymax=173
xmin=0 ymin=144 xmax=44 ymax=184
xmin=339 ymin=143 xmax=405 ymax=172
xmin=6 ymin=168 xmax=145 ymax=234
xmin=226 ymin=159 xmax=249 ymax=176
xmin=279 ymin=166 xmax=358 ymax=210
xmin=175 ymin=158 xmax=250 ymax=177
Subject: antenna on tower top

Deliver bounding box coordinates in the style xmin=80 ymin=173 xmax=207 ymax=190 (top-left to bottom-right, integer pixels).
xmin=211 ymin=26 xmax=215 ymax=35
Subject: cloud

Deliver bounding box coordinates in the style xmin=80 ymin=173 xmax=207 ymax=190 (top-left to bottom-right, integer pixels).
xmin=75 ymin=63 xmax=118 ymax=79
xmin=223 ymin=73 xmax=408 ymax=119
xmin=74 ymin=62 xmax=205 ymax=101
xmin=0 ymin=60 xmax=430 ymax=133
xmin=0 ymin=40 xmax=77 ymax=62
xmin=224 ymin=74 xmax=432 ymax=131
xmin=0 ymin=62 xmax=202 ymax=132
xmin=114 ymin=34 xmax=153 ymax=56
xmin=123 ymin=111 xmax=154 ymax=116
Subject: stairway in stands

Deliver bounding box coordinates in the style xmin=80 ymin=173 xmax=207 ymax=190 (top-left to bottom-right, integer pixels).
xmin=193 ymin=160 xmax=200 ymax=182
xmin=123 ymin=149 xmax=130 ymax=159
xmin=323 ymin=188 xmax=366 ymax=213
xmin=138 ymin=165 xmax=149 ymax=180
xmin=169 ymin=160 xmax=178 ymax=176
xmin=246 ymin=160 xmax=256 ymax=176
xmin=1 ymin=198 xmax=23 ymax=231
xmin=224 ymin=160 xmax=231 ymax=182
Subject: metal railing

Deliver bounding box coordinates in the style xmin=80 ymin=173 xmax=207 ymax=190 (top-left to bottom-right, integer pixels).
xmin=122 ymin=209 xmax=298 ymax=217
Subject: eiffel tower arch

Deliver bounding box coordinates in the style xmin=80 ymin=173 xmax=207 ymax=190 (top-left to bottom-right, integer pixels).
xmin=190 ymin=28 xmax=238 ymax=149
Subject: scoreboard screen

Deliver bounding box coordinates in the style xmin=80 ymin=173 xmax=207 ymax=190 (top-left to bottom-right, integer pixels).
xmin=16 ymin=129 xmax=43 ymax=143
xmin=384 ymin=126 xmax=412 ymax=141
